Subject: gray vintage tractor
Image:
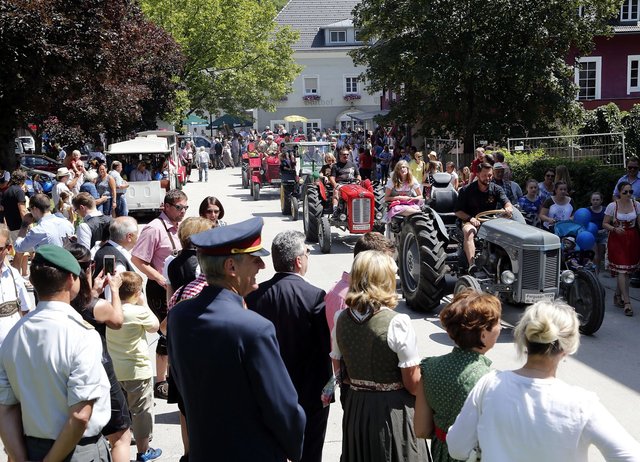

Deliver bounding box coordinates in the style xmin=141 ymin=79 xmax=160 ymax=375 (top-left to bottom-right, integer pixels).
xmin=389 ymin=173 xmax=604 ymax=335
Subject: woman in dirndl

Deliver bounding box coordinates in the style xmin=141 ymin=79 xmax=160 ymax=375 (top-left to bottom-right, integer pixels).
xmin=384 ymin=160 xmax=422 ymax=222
xmin=603 ymin=181 xmax=640 ymax=316
xmin=330 ymin=250 xmax=430 ymax=462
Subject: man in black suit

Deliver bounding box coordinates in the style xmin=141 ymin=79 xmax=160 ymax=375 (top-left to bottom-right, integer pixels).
xmin=245 ymin=230 xmax=332 ymax=462
xmin=167 ymin=217 xmax=305 ymax=462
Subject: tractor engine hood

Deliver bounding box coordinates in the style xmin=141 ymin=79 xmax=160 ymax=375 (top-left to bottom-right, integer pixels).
xmin=477 ymin=218 xmax=561 ymax=251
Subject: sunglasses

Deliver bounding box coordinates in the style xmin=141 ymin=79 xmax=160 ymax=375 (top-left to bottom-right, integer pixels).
xmin=621 ymin=190 xmax=633 ymax=195
xmin=628 ymin=166 xmax=639 ymax=170
xmin=205 ymin=208 xmax=220 ymax=214
xmin=169 ymin=203 xmax=189 ymax=212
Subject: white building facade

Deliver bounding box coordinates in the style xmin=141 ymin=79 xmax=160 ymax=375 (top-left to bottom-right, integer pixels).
xmin=256 ymin=1 xmax=381 ymax=134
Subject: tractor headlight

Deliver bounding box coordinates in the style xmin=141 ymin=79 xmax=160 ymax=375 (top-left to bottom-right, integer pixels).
xmin=339 ymin=213 xmax=347 ymax=221
xmin=375 ymin=211 xmax=383 ymax=220
xmin=500 ymin=270 xmax=516 ymax=285
xmin=298 ymin=178 xmax=304 ymax=184
xmin=561 ymin=270 xmax=575 ymax=284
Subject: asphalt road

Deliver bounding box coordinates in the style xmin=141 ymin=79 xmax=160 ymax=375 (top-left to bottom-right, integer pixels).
xmin=2 ymin=166 xmax=639 ymax=461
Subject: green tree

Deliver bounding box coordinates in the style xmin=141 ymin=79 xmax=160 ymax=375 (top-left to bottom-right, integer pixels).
xmin=623 ymin=104 xmax=640 ymax=157
xmin=0 ymin=0 xmax=183 ymax=165
xmin=140 ymin=0 xmax=301 ymax=122
xmin=351 ymin=0 xmax=619 ymax=152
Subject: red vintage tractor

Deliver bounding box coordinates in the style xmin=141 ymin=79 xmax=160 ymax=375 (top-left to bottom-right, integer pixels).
xmin=248 ymin=151 xmax=282 ymax=201
xmin=303 ymin=179 xmax=386 ymax=253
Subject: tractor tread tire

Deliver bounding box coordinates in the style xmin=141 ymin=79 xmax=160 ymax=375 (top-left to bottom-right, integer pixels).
xmin=398 ymin=211 xmax=448 ymax=312
xmin=303 ymin=186 xmax=321 ymax=242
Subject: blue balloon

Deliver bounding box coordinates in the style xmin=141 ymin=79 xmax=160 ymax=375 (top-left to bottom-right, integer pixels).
xmin=573 ymin=208 xmax=592 ymax=226
xmin=576 ymin=230 xmax=596 ymax=251
xmin=153 ymin=172 xmax=163 ymax=181
xmin=586 ymin=222 xmax=599 ymax=237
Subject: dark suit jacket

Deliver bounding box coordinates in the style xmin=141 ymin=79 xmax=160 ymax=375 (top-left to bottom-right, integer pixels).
xmin=245 ymin=273 xmax=332 ymax=413
xmin=167 ymin=285 xmax=306 ymax=462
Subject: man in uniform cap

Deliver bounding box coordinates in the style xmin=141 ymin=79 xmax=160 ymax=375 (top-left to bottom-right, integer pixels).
xmin=0 ymin=245 xmax=111 ymax=461
xmin=167 ymin=217 xmax=306 ymax=462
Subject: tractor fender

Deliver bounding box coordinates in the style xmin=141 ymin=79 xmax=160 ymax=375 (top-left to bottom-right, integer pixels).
xmin=318 ymin=181 xmax=328 ymax=201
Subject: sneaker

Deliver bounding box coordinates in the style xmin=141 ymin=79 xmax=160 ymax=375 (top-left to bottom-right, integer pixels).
xmin=137 ymin=447 xmax=162 ymax=462
xmin=154 ymin=380 xmax=168 ymax=400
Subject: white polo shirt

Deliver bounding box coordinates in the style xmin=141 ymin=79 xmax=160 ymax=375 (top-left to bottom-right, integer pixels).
xmin=0 ymin=301 xmax=110 ymax=439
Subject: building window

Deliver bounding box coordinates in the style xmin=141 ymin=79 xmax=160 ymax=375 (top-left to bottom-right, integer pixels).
xmin=628 ymin=56 xmax=640 ymax=94
xmin=303 ymin=77 xmax=318 ymax=94
xmin=329 ymin=30 xmax=347 ymax=43
xmin=621 ymin=0 xmax=640 ymax=21
xmin=345 ymin=76 xmax=359 ymax=94
xmin=575 ymin=57 xmax=602 ymax=100
xmin=306 ymin=119 xmax=321 ymax=134
xmin=354 ymin=29 xmax=362 ymax=41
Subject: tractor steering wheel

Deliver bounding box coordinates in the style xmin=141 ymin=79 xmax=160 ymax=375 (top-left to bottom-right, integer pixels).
xmin=475 ymin=209 xmax=507 ymax=223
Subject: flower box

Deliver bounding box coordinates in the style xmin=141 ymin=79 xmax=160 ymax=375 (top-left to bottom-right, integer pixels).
xmin=303 ymin=94 xmax=321 ymax=101
xmin=344 ymin=93 xmax=362 ymax=101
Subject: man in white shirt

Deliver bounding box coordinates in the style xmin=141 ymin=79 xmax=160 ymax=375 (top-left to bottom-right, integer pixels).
xmin=73 ymin=193 xmax=111 ymax=251
xmin=196 ymin=146 xmax=210 ymax=182
xmin=0 ymin=245 xmax=111 ymax=461
xmin=0 ymin=225 xmax=32 ymax=347
xmin=14 ymin=193 xmax=75 ymax=253
xmin=52 ymin=167 xmax=73 ymax=207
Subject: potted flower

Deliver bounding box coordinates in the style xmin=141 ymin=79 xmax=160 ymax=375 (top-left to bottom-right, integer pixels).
xmin=303 ymin=94 xmax=321 ymax=101
xmin=344 ymin=93 xmax=361 ymax=101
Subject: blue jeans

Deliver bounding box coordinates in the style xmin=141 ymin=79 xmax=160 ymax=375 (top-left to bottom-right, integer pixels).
xmin=199 ymin=164 xmax=209 ymax=181
xmin=116 ymin=194 xmax=128 ymax=216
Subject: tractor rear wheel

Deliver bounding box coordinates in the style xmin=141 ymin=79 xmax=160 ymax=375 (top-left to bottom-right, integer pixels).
xmin=398 ymin=211 xmax=447 ymax=312
xmin=303 ymin=186 xmax=321 ymax=242
xmin=373 ymin=181 xmax=387 ymax=233
xmin=281 ymin=185 xmax=291 ymax=215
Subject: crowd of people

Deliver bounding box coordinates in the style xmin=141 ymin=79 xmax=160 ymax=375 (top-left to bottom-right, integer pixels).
xmin=1 ymin=129 xmax=640 ymax=462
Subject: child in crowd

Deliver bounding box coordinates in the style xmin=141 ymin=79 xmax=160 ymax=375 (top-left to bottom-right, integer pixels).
xmin=589 ymin=191 xmax=607 ymax=271
xmin=107 ymin=272 xmax=162 ymax=462
xmin=57 ymin=190 xmax=75 ymax=224
xmin=518 ymin=179 xmax=543 ymax=227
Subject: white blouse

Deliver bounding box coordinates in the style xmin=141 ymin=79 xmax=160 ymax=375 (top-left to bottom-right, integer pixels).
xmin=447 ymin=371 xmax=640 ymax=462
xmin=330 ymin=307 xmax=420 ymax=368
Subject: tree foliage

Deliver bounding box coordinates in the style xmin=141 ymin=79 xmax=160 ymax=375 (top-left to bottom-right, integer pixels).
xmin=140 ymin=0 xmax=301 ymax=120
xmin=351 ymin=0 xmax=620 ymax=152
xmin=0 ymin=0 xmax=184 ymax=164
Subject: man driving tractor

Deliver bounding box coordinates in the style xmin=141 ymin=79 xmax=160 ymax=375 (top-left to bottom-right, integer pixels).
xmin=330 ymin=148 xmax=361 ymax=220
xmin=454 ymin=162 xmax=513 ymax=272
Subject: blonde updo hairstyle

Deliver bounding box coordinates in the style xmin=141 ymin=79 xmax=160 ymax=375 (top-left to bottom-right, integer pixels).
xmin=345 ymin=250 xmax=398 ymax=314
xmin=514 ymin=300 xmax=580 ymax=358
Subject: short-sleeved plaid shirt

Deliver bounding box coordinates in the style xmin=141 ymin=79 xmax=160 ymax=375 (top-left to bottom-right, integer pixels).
xmin=168 ymin=274 xmax=208 ymax=311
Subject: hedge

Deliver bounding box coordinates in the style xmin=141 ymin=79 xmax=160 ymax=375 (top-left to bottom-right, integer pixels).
xmin=501 ymin=149 xmax=623 ymax=207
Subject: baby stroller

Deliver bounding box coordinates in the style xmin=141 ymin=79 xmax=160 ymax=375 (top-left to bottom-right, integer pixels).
xmin=554 ymin=221 xmax=605 ymax=335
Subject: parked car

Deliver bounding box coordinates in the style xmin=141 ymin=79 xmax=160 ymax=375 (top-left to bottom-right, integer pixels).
xmin=178 ymin=135 xmax=212 ymax=151
xmin=18 ymin=136 xmax=35 ymax=151
xmin=19 ymin=154 xmax=62 ymax=173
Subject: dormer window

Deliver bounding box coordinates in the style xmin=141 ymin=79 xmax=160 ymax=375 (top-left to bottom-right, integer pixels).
xmin=621 ymin=0 xmax=639 ymax=21
xmin=354 ymin=29 xmax=362 ymax=41
xmin=330 ymin=30 xmax=347 ymax=44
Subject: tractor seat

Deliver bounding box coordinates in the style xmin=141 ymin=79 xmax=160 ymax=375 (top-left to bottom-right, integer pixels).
xmin=431 ymin=188 xmax=457 ymax=214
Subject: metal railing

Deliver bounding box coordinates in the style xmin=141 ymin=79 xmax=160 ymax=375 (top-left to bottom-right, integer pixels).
xmin=507 ymin=132 xmax=626 ymax=167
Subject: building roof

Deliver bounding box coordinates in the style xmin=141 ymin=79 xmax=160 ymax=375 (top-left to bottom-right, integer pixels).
xmin=276 ymin=0 xmax=360 ymax=50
